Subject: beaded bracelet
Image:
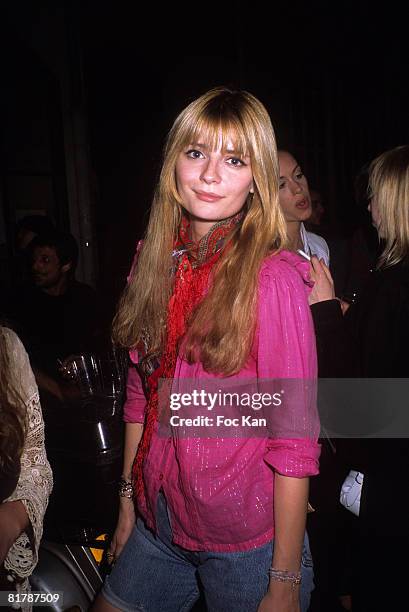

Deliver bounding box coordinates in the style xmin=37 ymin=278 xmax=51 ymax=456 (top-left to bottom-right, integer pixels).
xmin=118 ymin=478 xmax=134 ymax=498
xmin=268 ymin=568 xmax=302 ymax=587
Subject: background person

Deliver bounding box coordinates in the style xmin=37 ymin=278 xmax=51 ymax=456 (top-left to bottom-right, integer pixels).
xmin=308 ymin=144 xmax=409 ymax=611
xmin=0 ymin=325 xmax=53 ymax=607
xmin=4 ymin=231 xmax=98 ymax=401
xmin=11 ymin=215 xmax=56 ymax=289
xmin=278 ymin=150 xmax=330 ymax=266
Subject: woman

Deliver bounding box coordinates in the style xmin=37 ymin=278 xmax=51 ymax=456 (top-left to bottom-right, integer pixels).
xmin=309 ymin=145 xmax=409 ymax=611
xmin=0 ymin=326 xmax=53 ymax=607
xmin=278 ymin=150 xmax=329 ymax=265
xmin=277 ymin=152 xmax=342 ymax=608
xmin=94 ymin=87 xmax=320 ymax=612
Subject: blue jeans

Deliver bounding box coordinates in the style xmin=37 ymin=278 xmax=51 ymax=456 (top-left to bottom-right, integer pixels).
xmin=102 ymin=493 xmax=314 ymax=611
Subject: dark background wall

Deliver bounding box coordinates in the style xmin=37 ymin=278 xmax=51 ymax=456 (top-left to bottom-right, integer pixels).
xmin=1 ymin=0 xmax=409 ymax=323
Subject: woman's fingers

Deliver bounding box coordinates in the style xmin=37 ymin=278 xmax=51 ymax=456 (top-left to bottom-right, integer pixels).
xmin=106 ymin=549 xmax=116 ymax=565
xmin=309 ymin=254 xmax=320 ymax=272
xmin=105 ymin=504 xmax=135 ymax=565
xmin=106 ymin=533 xmax=119 ymax=564
xmin=319 ymin=259 xmax=334 ymax=284
xmin=310 ymin=255 xmax=326 ymax=274
xmin=108 ymin=534 xmax=123 ymax=561
xmin=308 ymin=256 xmax=335 ymax=303
xmin=310 ymin=256 xmax=334 ymax=285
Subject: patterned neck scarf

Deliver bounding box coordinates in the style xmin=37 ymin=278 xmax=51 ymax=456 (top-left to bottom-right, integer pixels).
xmin=175 ymin=211 xmax=244 ymax=268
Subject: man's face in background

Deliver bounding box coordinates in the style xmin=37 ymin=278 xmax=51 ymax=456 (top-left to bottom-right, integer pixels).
xmin=31 ymin=245 xmax=70 ymax=293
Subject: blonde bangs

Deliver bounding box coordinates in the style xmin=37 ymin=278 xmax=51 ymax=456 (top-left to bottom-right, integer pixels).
xmin=182 ymin=114 xmax=250 ymax=159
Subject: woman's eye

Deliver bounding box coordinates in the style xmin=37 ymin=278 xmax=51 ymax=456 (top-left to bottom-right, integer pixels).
xmin=279 ymin=181 xmax=286 ymax=190
xmin=295 ymin=172 xmax=304 ymax=180
xmin=186 ymin=149 xmax=204 ymax=159
xmin=226 ymin=157 xmax=246 ymax=167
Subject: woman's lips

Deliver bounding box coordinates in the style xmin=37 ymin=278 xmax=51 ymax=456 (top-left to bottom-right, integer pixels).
xmin=194 ymin=190 xmax=224 ymax=202
xmin=295 ymin=199 xmax=310 ymax=209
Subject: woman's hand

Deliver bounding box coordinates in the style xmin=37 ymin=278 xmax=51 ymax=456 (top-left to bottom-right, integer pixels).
xmin=106 ymin=497 xmax=136 ymax=563
xmin=257 ymin=581 xmax=300 ymax=612
xmin=308 ymin=256 xmax=335 ymax=305
xmin=0 ymin=500 xmax=30 ymax=565
xmin=106 ymin=422 xmax=143 ymax=563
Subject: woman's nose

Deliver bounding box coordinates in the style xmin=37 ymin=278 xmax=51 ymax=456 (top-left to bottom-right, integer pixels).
xmin=200 ymin=158 xmax=221 ymax=184
xmin=291 ymin=180 xmax=302 ymax=195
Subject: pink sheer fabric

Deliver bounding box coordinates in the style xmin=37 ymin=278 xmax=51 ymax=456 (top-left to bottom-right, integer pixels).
xmin=124 ymin=250 xmax=320 ymax=552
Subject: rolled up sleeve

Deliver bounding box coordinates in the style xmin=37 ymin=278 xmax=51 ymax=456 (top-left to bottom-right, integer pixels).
xmin=264 ymin=438 xmax=321 ymax=477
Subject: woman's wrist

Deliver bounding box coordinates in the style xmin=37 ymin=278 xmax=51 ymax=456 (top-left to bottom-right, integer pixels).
xmin=118 ymin=486 xmax=136 ymax=509
xmin=268 ymin=567 xmax=301 ymax=588
xmin=119 ymin=477 xmax=134 ymax=499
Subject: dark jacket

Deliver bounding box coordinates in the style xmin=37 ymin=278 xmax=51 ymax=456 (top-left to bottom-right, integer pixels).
xmin=311 ymin=261 xmax=409 ymax=523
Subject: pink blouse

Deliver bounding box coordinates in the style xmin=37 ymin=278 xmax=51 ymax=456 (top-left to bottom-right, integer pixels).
xmin=124 ymin=250 xmax=321 ymax=552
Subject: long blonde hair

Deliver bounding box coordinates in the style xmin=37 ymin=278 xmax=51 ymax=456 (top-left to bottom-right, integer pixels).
xmin=369 ymin=145 xmax=409 ymax=269
xmin=113 ymin=87 xmax=287 ymax=374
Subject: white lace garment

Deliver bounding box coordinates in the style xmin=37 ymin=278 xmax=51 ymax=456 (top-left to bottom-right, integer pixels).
xmin=1 ymin=327 xmax=53 ymax=605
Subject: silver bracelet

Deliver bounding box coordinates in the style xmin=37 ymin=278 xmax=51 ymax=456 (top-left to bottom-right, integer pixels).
xmin=119 ymin=478 xmax=134 ymax=498
xmin=268 ymin=568 xmax=302 ymax=587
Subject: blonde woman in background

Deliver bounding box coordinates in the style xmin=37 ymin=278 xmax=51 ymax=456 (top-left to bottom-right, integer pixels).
xmin=309 ymin=145 xmax=409 ymax=611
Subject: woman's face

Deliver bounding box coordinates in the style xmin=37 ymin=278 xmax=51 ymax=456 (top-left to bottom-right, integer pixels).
xmin=175 ymin=133 xmax=254 ymax=240
xmin=278 ymin=151 xmax=311 ymax=223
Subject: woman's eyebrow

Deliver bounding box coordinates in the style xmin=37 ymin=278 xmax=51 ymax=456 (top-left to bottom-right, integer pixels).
xmin=190 ymin=142 xmax=209 ymax=149
xmin=188 ymin=142 xmax=249 ymax=157
xmin=279 ymin=165 xmax=300 ymax=179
